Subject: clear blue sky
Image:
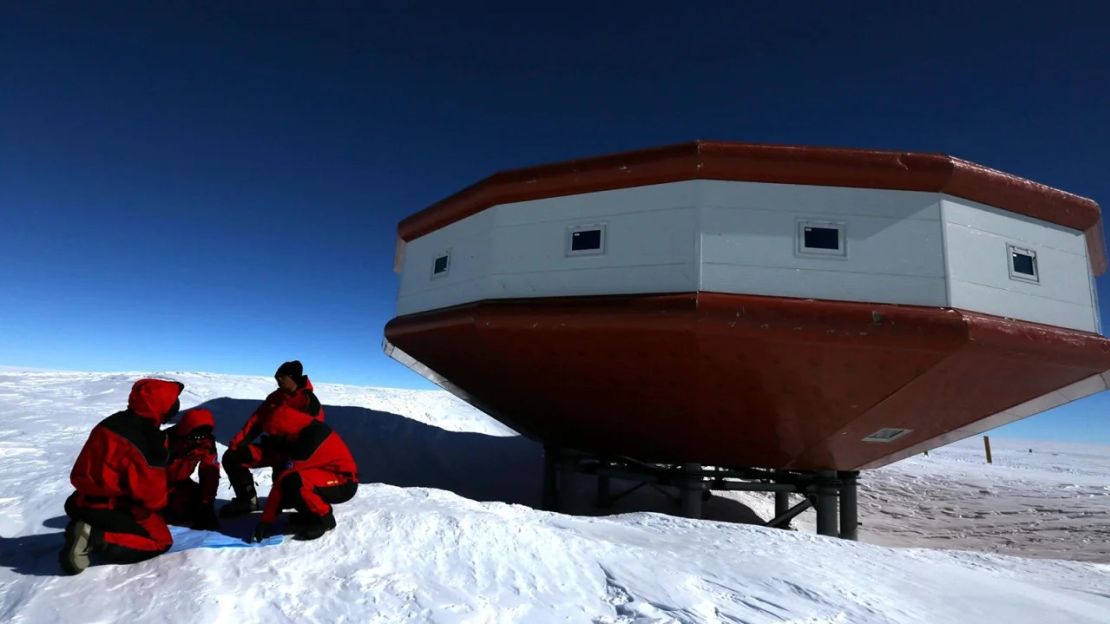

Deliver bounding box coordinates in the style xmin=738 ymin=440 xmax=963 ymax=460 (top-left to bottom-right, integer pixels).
xmin=1 ymin=3 xmax=1108 ymax=442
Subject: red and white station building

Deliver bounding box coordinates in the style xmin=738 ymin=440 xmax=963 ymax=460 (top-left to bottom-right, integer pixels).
xmin=385 ymin=142 xmax=1110 ymax=483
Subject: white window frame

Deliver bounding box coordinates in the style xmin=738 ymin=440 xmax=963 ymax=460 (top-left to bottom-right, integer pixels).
xmin=430 ymin=249 xmax=451 ymax=279
xmin=1007 ymin=244 xmax=1039 ymax=284
xmin=566 ymin=223 xmax=607 ymax=257
xmin=796 ymin=219 xmax=847 ymax=258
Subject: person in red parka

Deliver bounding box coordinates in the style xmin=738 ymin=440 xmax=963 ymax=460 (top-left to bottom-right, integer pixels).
xmin=60 ymin=378 xmax=184 ymax=575
xmin=220 ymin=360 xmax=325 ymax=518
xmin=164 ymin=408 xmax=221 ymax=531
xmin=248 ymin=404 xmax=358 ymax=542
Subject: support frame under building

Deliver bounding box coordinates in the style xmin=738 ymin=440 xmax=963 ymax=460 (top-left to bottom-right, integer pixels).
xmin=542 ymin=446 xmax=860 ymax=540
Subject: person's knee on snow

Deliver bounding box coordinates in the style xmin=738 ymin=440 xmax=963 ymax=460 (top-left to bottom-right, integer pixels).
xmin=60 ymin=378 xmax=183 ymax=574
xmin=247 ymin=411 xmax=359 ymax=542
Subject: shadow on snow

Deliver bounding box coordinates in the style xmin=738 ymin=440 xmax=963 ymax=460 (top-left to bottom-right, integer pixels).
xmin=0 ymin=398 xmax=765 ymax=578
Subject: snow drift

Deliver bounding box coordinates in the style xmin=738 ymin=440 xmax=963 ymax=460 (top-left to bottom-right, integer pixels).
xmin=0 ymin=369 xmax=1107 ymax=623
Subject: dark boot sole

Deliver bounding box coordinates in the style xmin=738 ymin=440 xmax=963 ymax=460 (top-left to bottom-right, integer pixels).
xmin=293 ymin=513 xmax=336 ymax=541
xmin=59 ymin=520 xmax=92 ymax=575
xmin=218 ymin=498 xmax=259 ymax=519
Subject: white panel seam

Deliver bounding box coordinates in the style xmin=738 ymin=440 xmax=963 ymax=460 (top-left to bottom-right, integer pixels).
xmin=399 ymin=274 xmax=486 ymax=297
xmin=492 ymin=205 xmax=699 ymax=228
xmin=951 ymin=279 xmax=1096 ymax=309
xmin=486 ymin=262 xmax=695 ymax=277
xmin=945 ymin=222 xmax=1085 ymax=256
xmin=702 ymin=203 xmax=941 ymax=222
xmin=938 ymin=199 xmax=952 ymax=307
xmin=701 ymin=262 xmax=944 ymax=280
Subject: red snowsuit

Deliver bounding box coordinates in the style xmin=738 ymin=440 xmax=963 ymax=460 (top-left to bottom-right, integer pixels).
xmin=223 ymin=378 xmax=326 ymax=499
xmin=228 ymin=378 xmax=324 ymax=450
xmin=165 ymin=408 xmax=220 ymax=524
xmin=258 ymin=406 xmax=358 ymax=524
xmin=67 ymin=378 xmax=182 ymax=558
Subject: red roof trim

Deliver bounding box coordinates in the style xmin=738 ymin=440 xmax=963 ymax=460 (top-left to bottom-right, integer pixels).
xmin=399 ymin=141 xmax=1105 ymax=274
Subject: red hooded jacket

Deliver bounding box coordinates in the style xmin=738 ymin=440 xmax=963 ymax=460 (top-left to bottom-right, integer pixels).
xmin=70 ymin=379 xmax=184 ymax=514
xmin=258 ymin=405 xmax=358 ymax=523
xmin=228 ymin=377 xmax=324 ymax=450
xmin=166 ymin=408 xmax=220 ymax=504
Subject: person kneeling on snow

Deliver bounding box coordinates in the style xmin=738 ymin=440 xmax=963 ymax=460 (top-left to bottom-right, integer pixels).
xmin=221 ymin=360 xmax=324 ymax=518
xmin=248 ymin=404 xmax=358 ymax=542
xmin=164 ymin=408 xmax=221 ymax=531
xmin=60 ymin=378 xmax=184 ymax=575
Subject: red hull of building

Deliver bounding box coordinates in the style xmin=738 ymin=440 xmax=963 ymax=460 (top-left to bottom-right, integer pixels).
xmin=385 ymin=293 xmax=1110 ymax=471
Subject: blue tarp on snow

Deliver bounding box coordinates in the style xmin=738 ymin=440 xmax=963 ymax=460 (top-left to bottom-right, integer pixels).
xmin=168 ymin=526 xmax=282 ymax=552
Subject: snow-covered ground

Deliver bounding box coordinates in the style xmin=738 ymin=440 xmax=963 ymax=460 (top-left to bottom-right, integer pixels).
xmin=1 ymin=368 xmax=1107 ymax=623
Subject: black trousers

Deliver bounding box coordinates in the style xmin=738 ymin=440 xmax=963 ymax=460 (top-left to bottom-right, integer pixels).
xmin=280 ymin=472 xmax=358 ymax=516
xmin=63 ymin=494 xmax=168 ymax=563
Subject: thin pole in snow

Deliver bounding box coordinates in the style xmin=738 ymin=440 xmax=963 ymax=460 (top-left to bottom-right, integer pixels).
xmin=983 ymin=436 xmax=992 ymax=464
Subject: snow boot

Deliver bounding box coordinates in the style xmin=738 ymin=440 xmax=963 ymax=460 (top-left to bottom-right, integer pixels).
xmin=219 ymin=494 xmax=258 ymax=518
xmin=220 ymin=478 xmax=259 ymax=518
xmin=59 ymin=519 xmax=92 ymax=575
xmin=293 ymin=511 xmax=336 ymax=541
xmin=192 ymin=504 xmax=221 ymax=531
xmin=287 ymin=511 xmax=312 ymax=526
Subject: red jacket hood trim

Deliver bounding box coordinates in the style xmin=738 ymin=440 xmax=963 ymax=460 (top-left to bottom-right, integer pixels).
xmin=173 ymin=408 xmax=214 ymax=435
xmin=128 ymin=379 xmax=184 ymax=424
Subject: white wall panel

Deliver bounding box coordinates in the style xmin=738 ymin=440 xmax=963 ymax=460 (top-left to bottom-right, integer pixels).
xmin=397 ymin=187 xmax=699 ymax=315
xmin=943 ymin=197 xmax=1086 ymax=252
xmin=949 ymin=281 xmax=1096 ymax=331
xmin=492 ymin=181 xmax=698 ymax=227
xmin=699 ymin=183 xmax=946 ymax=306
xmin=701 ymin=264 xmax=947 ymax=306
xmin=941 ymin=197 xmax=1096 ymax=332
xmin=488 ymin=207 xmax=698 ymax=275
xmin=487 ymin=265 xmax=696 ymax=299
xmin=944 ymin=224 xmax=1092 ymax=305
xmin=700 ymin=180 xmax=941 ymax=221
xmin=700 ymin=209 xmax=946 ymax=277
xmin=395 ymin=182 xmax=1100 ymax=333
xmin=397 ymin=209 xmax=494 ymax=314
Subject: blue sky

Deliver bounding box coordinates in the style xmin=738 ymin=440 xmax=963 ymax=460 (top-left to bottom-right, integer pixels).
xmin=1 ymin=2 xmax=1108 ymax=442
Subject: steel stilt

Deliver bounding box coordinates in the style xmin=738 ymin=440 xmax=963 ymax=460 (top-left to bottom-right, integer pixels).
xmin=815 ymin=470 xmax=839 ymax=537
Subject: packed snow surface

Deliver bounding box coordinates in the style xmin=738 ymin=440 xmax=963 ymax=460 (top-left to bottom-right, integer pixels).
xmin=0 ymin=368 xmax=1107 ymax=623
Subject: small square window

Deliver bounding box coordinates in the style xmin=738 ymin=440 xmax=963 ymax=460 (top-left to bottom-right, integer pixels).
xmin=1007 ymin=244 xmax=1038 ymax=284
xmin=796 ymin=220 xmax=846 ymax=257
xmin=431 ymin=251 xmax=450 ymax=278
xmin=572 ymin=229 xmax=602 ymax=251
xmin=862 ymin=428 xmax=912 ymax=443
xmin=805 ymin=227 xmax=839 ymax=250
xmin=567 ymin=224 xmax=606 ymax=256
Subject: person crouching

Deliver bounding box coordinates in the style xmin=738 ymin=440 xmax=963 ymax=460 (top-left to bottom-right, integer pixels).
xmin=220 ymin=360 xmax=324 ymax=517
xmin=248 ymin=405 xmax=358 ymax=542
xmin=164 ymin=408 xmax=220 ymax=531
xmin=59 ymin=378 xmax=183 ymax=575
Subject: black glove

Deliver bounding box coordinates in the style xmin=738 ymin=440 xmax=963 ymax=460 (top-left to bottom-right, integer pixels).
xmin=250 ymin=521 xmax=272 ymax=543
xmin=192 ymin=504 xmax=220 ymax=531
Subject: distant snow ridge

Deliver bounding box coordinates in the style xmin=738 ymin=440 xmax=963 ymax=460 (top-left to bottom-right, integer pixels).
xmin=0 ymin=368 xmax=1107 ymax=624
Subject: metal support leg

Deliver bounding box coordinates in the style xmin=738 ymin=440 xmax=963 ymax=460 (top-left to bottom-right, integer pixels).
xmin=774 ymin=490 xmax=790 ymax=521
xmin=681 ymin=463 xmax=703 ymax=519
xmin=815 ymin=470 xmax=839 ymax=538
xmin=596 ymin=460 xmax=611 ymax=508
xmin=541 ymin=445 xmax=558 ymax=511
xmin=559 ymin=454 xmax=578 ymax=513
xmin=766 ymin=496 xmax=812 ymax=529
xmin=839 ymin=471 xmax=859 ymax=541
